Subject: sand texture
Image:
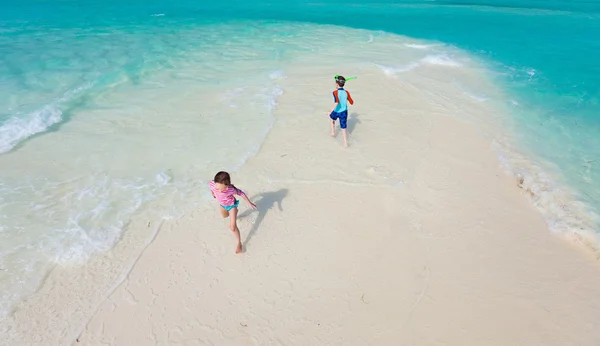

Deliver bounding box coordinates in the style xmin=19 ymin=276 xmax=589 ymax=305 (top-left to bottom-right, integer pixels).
xmin=68 ymin=68 xmax=600 ymax=346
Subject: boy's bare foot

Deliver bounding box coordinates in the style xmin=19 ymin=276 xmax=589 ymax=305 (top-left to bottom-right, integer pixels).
xmin=236 ymin=243 xmax=243 ymax=254
xmin=330 ymin=132 xmax=335 ymax=137
xmin=344 ymin=142 xmax=348 ymax=148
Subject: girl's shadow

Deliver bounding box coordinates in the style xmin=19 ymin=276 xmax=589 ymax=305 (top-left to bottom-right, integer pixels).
xmin=238 ymin=189 xmax=289 ymax=249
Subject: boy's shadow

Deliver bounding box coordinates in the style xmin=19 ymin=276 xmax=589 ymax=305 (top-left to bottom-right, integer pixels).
xmin=238 ymin=189 xmax=289 ymax=249
xmin=347 ymin=112 xmax=361 ymax=134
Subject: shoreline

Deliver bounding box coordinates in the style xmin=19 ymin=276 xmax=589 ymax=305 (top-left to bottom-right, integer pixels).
xmin=1 ymin=28 xmax=600 ymax=345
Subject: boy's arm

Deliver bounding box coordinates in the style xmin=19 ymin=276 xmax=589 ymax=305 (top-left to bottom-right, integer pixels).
xmin=328 ymin=102 xmax=339 ymax=114
xmin=347 ymin=91 xmax=354 ymax=105
xmin=328 ymin=90 xmax=339 ymax=114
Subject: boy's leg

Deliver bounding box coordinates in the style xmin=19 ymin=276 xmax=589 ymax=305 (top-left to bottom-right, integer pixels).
xmin=219 ymin=206 xmax=229 ymax=218
xmin=340 ymin=113 xmax=349 ymax=147
xmin=330 ymin=119 xmax=336 ymax=137
xmin=229 ymin=207 xmax=243 ymax=253
xmin=329 ymin=112 xmax=337 ymax=137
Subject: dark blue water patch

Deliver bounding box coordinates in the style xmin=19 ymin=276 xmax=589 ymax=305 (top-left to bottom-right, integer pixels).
xmin=429 ymin=0 xmax=600 ymax=13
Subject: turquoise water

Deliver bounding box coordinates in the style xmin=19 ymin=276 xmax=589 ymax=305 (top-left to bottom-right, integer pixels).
xmin=1 ymin=0 xmax=599 ymax=318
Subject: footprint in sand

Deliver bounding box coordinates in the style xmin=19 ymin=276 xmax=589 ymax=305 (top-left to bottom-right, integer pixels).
xmin=238 ymin=213 xmax=258 ymax=227
xmin=365 ymin=166 xmax=404 ymax=186
xmin=365 ymin=165 xmax=388 ymax=179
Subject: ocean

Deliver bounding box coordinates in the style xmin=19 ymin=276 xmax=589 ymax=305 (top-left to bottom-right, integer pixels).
xmin=1 ymin=0 xmax=599 ymax=324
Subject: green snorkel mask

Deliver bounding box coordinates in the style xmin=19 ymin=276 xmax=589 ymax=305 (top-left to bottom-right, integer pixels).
xmin=334 ymin=75 xmax=357 ymax=82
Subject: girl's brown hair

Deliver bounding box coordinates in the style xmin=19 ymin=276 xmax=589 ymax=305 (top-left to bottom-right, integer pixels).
xmin=214 ymin=171 xmax=231 ymax=185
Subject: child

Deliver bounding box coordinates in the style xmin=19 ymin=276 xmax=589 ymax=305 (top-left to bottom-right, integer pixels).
xmin=328 ymin=75 xmax=354 ymax=147
xmin=209 ymin=171 xmax=257 ymax=254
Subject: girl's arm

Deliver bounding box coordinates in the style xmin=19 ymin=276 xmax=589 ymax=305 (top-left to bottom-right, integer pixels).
xmin=241 ymin=194 xmax=257 ymax=210
xmin=209 ymin=181 xmax=216 ymax=198
xmin=234 ymin=186 xmax=257 ymax=210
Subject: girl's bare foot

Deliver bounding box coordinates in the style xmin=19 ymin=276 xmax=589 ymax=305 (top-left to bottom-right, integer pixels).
xmin=236 ymin=242 xmax=243 ymax=254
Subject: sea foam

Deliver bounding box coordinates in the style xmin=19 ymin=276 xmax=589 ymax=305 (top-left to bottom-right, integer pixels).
xmin=0 ymin=84 xmax=92 ymax=154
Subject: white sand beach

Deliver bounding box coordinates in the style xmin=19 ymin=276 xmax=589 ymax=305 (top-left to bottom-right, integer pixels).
xmin=72 ymin=65 xmax=600 ymax=345
xmin=4 ymin=58 xmax=600 ymax=346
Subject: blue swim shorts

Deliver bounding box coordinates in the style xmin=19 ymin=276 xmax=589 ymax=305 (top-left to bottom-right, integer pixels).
xmin=330 ymin=110 xmax=348 ymax=129
xmin=221 ymin=199 xmax=239 ymax=211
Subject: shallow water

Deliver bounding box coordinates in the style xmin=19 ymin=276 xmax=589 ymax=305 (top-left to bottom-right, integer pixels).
xmin=1 ymin=0 xmax=599 ymax=319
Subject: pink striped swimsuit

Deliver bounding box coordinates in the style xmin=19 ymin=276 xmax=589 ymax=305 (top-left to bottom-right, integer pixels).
xmin=209 ymin=181 xmax=247 ymax=207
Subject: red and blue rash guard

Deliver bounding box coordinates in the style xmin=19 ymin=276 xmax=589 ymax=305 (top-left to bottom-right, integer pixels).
xmin=332 ymin=88 xmax=354 ymax=112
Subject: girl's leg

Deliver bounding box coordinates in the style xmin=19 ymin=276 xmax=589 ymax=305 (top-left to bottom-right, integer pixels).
xmin=219 ymin=206 xmax=229 ymax=218
xmin=229 ymin=207 xmax=243 ymax=254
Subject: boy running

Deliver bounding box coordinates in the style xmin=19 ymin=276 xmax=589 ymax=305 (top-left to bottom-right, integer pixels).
xmin=328 ymin=75 xmax=354 ymax=148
